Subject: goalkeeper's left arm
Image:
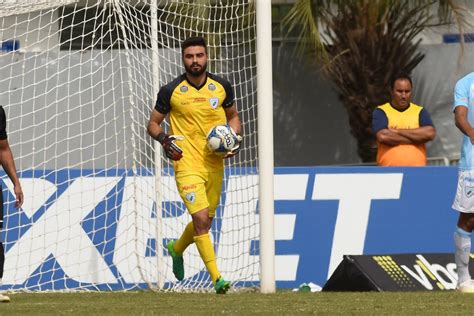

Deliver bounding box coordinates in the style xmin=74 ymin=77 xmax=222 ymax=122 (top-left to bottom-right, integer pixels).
xmin=224 ymin=103 xmax=242 ymax=157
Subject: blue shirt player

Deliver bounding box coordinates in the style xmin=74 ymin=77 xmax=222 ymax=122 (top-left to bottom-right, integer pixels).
xmin=453 ymin=72 xmax=474 ymax=293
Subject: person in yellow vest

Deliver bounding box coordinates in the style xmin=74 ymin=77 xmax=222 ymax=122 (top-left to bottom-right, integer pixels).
xmin=372 ymin=73 xmax=436 ymax=166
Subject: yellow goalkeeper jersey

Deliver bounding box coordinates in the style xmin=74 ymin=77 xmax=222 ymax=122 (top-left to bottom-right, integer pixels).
xmin=154 ymin=72 xmax=235 ymax=172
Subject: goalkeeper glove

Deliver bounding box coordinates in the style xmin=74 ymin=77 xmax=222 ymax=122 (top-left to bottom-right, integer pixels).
xmin=225 ymin=130 xmax=242 ymax=158
xmin=156 ymin=132 xmax=184 ymax=161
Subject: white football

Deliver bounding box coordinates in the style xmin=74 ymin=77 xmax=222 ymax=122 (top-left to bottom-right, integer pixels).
xmin=206 ymin=125 xmax=237 ymax=155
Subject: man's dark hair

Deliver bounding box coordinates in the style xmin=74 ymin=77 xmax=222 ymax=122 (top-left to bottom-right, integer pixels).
xmin=181 ymin=36 xmax=207 ymax=54
xmin=390 ymin=72 xmax=413 ymax=90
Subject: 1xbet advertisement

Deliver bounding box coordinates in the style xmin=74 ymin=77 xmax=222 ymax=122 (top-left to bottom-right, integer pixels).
xmin=0 ymin=167 xmax=461 ymax=290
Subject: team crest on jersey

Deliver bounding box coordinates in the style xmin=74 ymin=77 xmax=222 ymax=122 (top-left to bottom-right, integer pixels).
xmin=465 ymin=186 xmax=474 ymax=198
xmin=180 ymin=85 xmax=188 ymax=93
xmin=185 ymin=192 xmax=196 ymax=204
xmin=209 ymin=97 xmax=219 ymax=109
xmin=208 ymin=83 xmax=216 ymax=91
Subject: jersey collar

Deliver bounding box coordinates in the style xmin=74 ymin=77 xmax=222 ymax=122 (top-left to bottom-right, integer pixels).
xmin=389 ymin=101 xmax=411 ymax=112
xmin=183 ymin=72 xmax=208 ymax=90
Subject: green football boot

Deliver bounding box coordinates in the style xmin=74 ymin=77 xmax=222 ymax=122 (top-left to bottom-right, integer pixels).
xmin=214 ymin=277 xmax=231 ymax=294
xmin=167 ymin=240 xmax=184 ymax=281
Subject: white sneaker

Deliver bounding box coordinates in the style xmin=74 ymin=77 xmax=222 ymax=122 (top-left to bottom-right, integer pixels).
xmin=0 ymin=293 xmax=10 ymax=303
xmin=457 ymin=279 xmax=474 ymax=293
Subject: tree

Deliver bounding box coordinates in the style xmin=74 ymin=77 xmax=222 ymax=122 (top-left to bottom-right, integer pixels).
xmin=283 ymin=0 xmax=468 ymax=162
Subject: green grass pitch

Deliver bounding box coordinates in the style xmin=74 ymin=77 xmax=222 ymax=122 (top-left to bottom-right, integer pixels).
xmin=1 ymin=291 xmax=474 ymax=315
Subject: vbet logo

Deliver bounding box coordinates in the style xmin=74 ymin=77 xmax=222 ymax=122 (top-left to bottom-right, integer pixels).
xmin=372 ymin=253 xmax=465 ymax=291
xmin=0 ymin=167 xmax=461 ymax=289
xmin=400 ymin=254 xmax=457 ymax=290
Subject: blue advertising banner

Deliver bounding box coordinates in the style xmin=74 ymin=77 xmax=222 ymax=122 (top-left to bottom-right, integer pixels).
xmin=0 ymin=167 xmax=461 ymax=290
xmin=273 ymin=166 xmax=458 ymax=289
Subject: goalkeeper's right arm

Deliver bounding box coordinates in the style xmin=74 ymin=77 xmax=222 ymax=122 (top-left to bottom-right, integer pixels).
xmin=147 ymin=109 xmax=184 ymax=161
xmin=156 ymin=133 xmax=184 ymax=161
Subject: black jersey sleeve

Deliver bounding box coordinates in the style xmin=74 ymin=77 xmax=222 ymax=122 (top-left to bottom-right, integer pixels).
xmin=209 ymin=73 xmax=235 ymax=108
xmin=154 ymin=75 xmax=185 ymax=114
xmin=0 ymin=106 xmax=7 ymax=140
xmin=221 ymin=80 xmax=235 ymax=108
xmin=154 ymin=86 xmax=172 ymax=114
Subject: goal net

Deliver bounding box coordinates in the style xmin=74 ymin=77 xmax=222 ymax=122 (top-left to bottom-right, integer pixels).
xmin=0 ymin=0 xmax=259 ymax=291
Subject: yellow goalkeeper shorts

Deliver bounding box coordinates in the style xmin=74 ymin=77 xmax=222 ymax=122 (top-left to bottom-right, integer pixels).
xmin=175 ymin=171 xmax=223 ymax=217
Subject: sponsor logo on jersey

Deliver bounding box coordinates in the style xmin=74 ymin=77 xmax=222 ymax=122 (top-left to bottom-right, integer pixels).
xmin=185 ymin=192 xmax=196 ymax=204
xmin=208 ymin=83 xmax=216 ymax=91
xmin=464 ymin=176 xmax=474 ymax=183
xmin=180 ymin=85 xmax=188 ymax=93
xmin=209 ymin=97 xmax=219 ymax=109
xmin=181 ymin=184 xmax=197 ymax=191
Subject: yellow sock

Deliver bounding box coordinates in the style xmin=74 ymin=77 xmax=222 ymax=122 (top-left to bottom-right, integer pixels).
xmin=173 ymin=222 xmax=195 ymax=255
xmin=194 ymin=233 xmax=220 ymax=284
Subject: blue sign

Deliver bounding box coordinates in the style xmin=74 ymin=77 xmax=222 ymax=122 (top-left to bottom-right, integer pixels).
xmin=273 ymin=166 xmax=458 ymax=289
xmin=0 ymin=167 xmax=461 ymax=290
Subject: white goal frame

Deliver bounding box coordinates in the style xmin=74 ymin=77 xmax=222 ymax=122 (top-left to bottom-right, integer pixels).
xmin=256 ymin=0 xmax=275 ymax=294
xmin=0 ymin=0 xmax=275 ymax=293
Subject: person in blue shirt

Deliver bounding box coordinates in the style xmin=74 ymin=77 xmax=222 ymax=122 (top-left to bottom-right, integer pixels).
xmin=452 ymin=72 xmax=474 ymax=293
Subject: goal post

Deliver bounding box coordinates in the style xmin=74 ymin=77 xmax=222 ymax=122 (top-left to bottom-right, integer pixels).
xmin=0 ymin=0 xmax=275 ymax=292
xmin=149 ymin=0 xmax=165 ymax=291
xmin=256 ymin=0 xmax=276 ymax=294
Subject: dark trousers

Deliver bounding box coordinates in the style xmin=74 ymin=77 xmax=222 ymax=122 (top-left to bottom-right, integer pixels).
xmin=0 ymin=186 xmax=4 ymax=279
xmin=0 ymin=242 xmax=3 ymax=279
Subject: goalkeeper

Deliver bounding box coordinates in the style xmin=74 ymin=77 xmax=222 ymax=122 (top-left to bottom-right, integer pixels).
xmin=147 ymin=36 xmax=241 ymax=294
xmin=0 ymin=106 xmax=23 ymax=303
